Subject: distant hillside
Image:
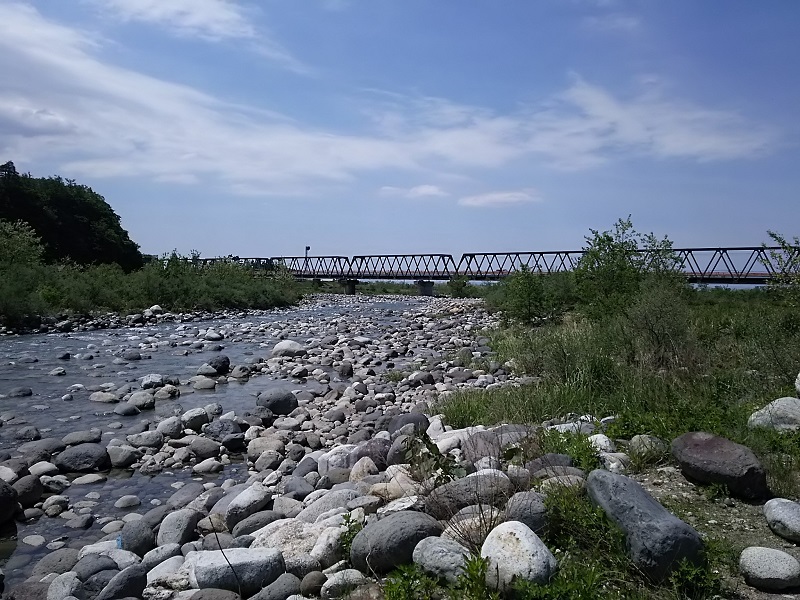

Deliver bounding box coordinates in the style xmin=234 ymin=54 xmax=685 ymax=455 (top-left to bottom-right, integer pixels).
xmin=0 ymin=161 xmax=142 ymax=271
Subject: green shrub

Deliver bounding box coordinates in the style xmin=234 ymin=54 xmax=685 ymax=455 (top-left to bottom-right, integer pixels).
xmin=383 ymin=564 xmax=440 ymax=600
xmin=575 ymin=216 xmax=678 ymax=322
xmin=487 ymin=269 xmax=575 ymax=325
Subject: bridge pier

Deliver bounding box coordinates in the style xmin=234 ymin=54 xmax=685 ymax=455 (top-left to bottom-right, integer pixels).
xmin=416 ymin=280 xmax=435 ymax=296
xmin=341 ymin=279 xmax=359 ymax=295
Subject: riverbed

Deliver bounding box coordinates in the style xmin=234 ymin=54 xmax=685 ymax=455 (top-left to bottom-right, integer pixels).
xmin=0 ymin=294 xmax=500 ymax=590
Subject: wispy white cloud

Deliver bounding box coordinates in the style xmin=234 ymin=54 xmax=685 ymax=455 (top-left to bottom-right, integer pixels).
xmin=88 ymin=0 xmax=307 ymax=72
xmin=380 ymin=184 xmax=450 ymax=198
xmin=0 ymin=3 xmax=778 ymax=200
xmin=459 ymin=189 xmax=541 ymax=208
xmin=95 ymin=0 xmax=256 ymax=40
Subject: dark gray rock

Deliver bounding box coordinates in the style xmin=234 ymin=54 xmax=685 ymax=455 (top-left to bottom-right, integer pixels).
xmin=54 ymin=443 xmax=111 ymax=473
xmin=587 ymin=469 xmax=703 ymax=582
xmin=7 ymin=387 xmax=32 ymax=398
xmin=300 ymin=571 xmax=326 ymax=597
xmin=95 ymin=564 xmax=147 ymax=600
xmin=349 ymin=438 xmax=391 ymax=470
xmin=19 ymin=437 xmax=65 ymax=461
xmin=0 ymin=480 xmax=19 ymax=525
xmin=73 ymin=554 xmax=118 ymax=581
xmin=425 ymin=472 xmax=514 ymax=520
xmin=204 ymin=419 xmax=242 ymax=442
xmin=278 ymin=475 xmax=314 ymax=501
xmin=12 ymin=474 xmax=42 ymax=508
xmin=168 ymin=482 xmax=207 ymax=509
xmin=671 ymin=432 xmax=769 ymax=500
xmin=191 ymin=590 xmax=242 ymax=600
xmin=31 ymin=547 xmax=79 ymax=578
xmin=525 ymin=453 xmax=573 ymax=474
xmin=387 ymin=413 xmax=429 ymax=436
xmin=251 ymin=572 xmax=301 ymax=600
xmin=231 ymin=510 xmax=284 ymax=537
xmin=156 ymin=508 xmax=202 ymax=545
xmin=191 ymin=437 xmax=221 ymax=460
xmin=462 ymin=431 xmax=501 ymax=463
xmin=386 ymin=434 xmax=410 ymax=466
xmin=120 ymin=519 xmax=155 ymax=557
xmin=350 ymin=510 xmax=443 ymax=574
xmin=256 ymin=389 xmax=298 ymax=416
xmin=504 ymin=491 xmax=547 ymax=534
xmin=207 ymin=355 xmax=231 ymax=375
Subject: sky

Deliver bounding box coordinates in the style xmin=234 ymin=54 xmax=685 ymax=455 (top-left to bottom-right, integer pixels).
xmin=1 ymin=1 xmax=798 ymax=258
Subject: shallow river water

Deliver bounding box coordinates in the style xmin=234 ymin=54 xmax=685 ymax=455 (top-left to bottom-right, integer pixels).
xmin=0 ymin=295 xmax=429 ymax=588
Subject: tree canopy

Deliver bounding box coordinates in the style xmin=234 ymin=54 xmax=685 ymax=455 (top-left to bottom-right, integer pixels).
xmin=0 ymin=161 xmax=142 ymax=271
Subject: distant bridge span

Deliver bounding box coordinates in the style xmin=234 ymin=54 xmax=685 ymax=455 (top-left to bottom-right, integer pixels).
xmin=198 ymin=246 xmax=799 ymax=286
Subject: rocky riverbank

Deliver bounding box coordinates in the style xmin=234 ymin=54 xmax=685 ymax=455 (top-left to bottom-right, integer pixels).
xmin=1 ymin=294 xmax=799 ymax=599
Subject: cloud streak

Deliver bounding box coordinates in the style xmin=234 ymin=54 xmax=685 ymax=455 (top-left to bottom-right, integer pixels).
xmin=0 ymin=2 xmax=778 ymax=200
xmin=459 ymin=189 xmax=540 ymax=208
xmin=88 ymin=0 xmax=307 ymax=72
xmin=379 ymin=185 xmax=450 ymax=198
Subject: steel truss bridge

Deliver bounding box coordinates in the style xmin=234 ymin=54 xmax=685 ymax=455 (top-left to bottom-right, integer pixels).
xmin=198 ymin=246 xmax=799 ymax=285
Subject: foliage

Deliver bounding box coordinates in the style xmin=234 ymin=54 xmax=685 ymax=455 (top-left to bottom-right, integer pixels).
xmin=0 ymin=219 xmax=44 ymax=266
xmin=339 ymin=512 xmax=363 ymax=565
xmin=0 ymin=161 xmax=143 ymax=270
xmin=537 ymin=429 xmax=601 ymax=472
xmin=575 ymin=216 xmax=678 ymax=321
xmin=403 ymin=432 xmax=466 ymax=488
xmin=765 ymin=230 xmax=800 ymax=305
xmin=447 ymin=275 xmax=473 ymax=298
xmin=447 ymin=555 xmax=500 ymax=600
xmin=382 ymin=564 xmax=440 ymax=600
xmin=487 ymin=269 xmax=575 ymax=325
xmin=0 ymin=240 xmax=301 ymax=328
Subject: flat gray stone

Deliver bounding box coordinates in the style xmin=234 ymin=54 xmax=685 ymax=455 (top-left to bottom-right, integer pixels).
xmin=765 ymin=498 xmax=800 ymax=543
xmin=740 ymin=546 xmax=800 ymax=591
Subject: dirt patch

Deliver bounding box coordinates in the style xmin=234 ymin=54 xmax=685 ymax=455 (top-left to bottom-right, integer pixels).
xmin=633 ymin=465 xmax=800 ymax=599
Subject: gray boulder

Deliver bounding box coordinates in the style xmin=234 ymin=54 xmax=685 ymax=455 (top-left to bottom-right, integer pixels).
xmin=204 ymin=419 xmax=241 ymax=442
xmin=182 ymin=407 xmax=210 ymax=431
xmin=748 ymin=397 xmax=800 ymax=432
xmin=425 ymin=472 xmax=514 ymax=520
xmin=120 ymin=519 xmax=155 ymax=557
xmin=257 ymin=389 xmax=299 ymax=416
xmin=94 ymin=564 xmax=148 ymax=600
xmin=297 ymin=489 xmax=362 ymax=523
xmin=207 ymin=355 xmax=231 ymax=375
xmin=271 ymin=340 xmax=305 ymax=357
xmin=156 ymin=508 xmax=202 ymax=545
xmin=251 ymin=572 xmax=301 ymax=600
xmin=481 ymin=521 xmax=557 ymax=590
xmin=387 ymin=413 xmax=429 ymax=436
xmin=462 ymin=431 xmax=501 ymax=464
xmin=764 ymin=498 xmax=800 ymax=543
xmin=225 ymin=482 xmax=272 ymax=530
xmin=504 ymin=490 xmax=547 ymax=534
xmin=185 ymin=548 xmax=285 ymax=597
xmin=12 ymin=474 xmax=42 ymax=508
xmin=671 ymin=432 xmax=768 ymax=500
xmin=231 ymin=511 xmax=284 ymax=537
xmin=587 ymin=469 xmax=703 ymax=582
xmin=740 ymin=546 xmax=800 ymax=591
xmin=31 ymin=548 xmax=79 ymax=578
xmin=412 ymin=536 xmax=469 ymax=583
xmin=350 ymin=510 xmax=443 ymax=574
xmin=54 ymin=443 xmax=110 ymax=473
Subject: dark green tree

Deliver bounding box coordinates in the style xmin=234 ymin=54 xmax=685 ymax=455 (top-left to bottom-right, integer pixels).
xmin=0 ymin=162 xmax=143 ymax=270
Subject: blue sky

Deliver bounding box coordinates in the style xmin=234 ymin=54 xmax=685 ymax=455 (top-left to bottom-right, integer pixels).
xmin=1 ymin=1 xmax=798 ymax=258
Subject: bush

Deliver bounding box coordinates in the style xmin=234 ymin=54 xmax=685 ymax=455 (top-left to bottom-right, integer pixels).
xmin=487 ymin=269 xmax=575 ymax=325
xmin=575 ymin=216 xmax=678 ymax=321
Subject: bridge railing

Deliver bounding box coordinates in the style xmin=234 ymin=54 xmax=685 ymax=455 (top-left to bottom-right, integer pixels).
xmin=348 ymin=254 xmax=459 ymax=280
xmin=271 ymin=256 xmax=351 ymax=278
xmin=195 ymin=246 xmax=799 ymax=283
